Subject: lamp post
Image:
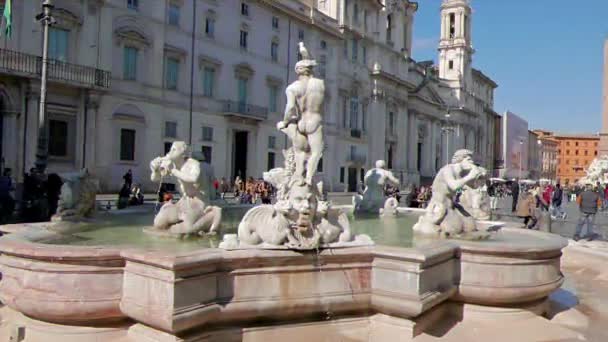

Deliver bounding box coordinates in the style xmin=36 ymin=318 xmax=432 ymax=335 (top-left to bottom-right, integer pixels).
xmin=441 ymin=111 xmax=454 ymax=165
xmin=519 ymin=139 xmax=523 ymax=180
xmin=35 ymin=0 xmax=55 ymax=173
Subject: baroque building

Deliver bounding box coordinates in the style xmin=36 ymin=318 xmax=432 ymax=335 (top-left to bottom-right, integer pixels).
xmin=0 ymin=0 xmax=498 ymax=192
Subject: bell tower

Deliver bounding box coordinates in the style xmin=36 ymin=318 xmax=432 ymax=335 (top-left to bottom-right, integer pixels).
xmin=438 ymin=0 xmax=474 ymax=84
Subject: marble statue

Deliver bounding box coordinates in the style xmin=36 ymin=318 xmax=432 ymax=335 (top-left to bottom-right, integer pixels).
xmin=579 ymin=156 xmax=608 ymax=185
xmin=51 ymin=169 xmax=98 ymax=222
xmin=379 ymin=197 xmax=399 ymax=217
xmin=413 ymin=149 xmax=489 ymax=239
xmin=459 ymin=177 xmax=491 ymax=221
xmin=353 ymin=160 xmax=400 ymax=214
xmin=276 ymin=42 xmax=324 ymax=185
xmin=220 ymin=43 xmax=372 ymax=250
xmin=148 ymin=141 xmax=221 ymax=236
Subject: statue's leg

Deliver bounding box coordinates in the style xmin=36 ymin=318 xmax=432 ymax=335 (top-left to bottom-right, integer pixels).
xmin=192 ymin=206 xmax=222 ymax=234
xmin=292 ymin=131 xmax=309 ymax=182
xmin=305 ymin=126 xmax=323 ymax=185
xmin=153 ymin=203 xmax=178 ymax=230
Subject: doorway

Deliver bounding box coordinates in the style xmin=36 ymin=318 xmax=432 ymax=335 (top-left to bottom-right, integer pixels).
xmin=348 ymin=167 xmax=357 ymax=192
xmin=417 ymin=142 xmax=423 ymax=172
xmin=233 ymin=131 xmax=248 ymax=179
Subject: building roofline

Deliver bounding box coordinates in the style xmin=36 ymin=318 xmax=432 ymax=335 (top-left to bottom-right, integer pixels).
xmin=472 ymin=68 xmax=498 ymax=88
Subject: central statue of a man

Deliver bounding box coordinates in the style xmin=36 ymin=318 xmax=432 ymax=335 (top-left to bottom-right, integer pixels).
xmin=277 ymin=42 xmax=325 ymax=185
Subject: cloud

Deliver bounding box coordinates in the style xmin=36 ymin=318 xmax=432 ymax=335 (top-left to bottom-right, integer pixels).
xmin=413 ymin=37 xmax=438 ymax=52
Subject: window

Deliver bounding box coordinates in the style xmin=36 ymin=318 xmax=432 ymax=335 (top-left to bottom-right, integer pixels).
xmin=268 ymin=136 xmax=277 ymax=149
xmin=585 ymin=150 xmax=588 ymax=156
xmin=320 ymin=40 xmax=327 ymax=50
xmin=364 ymin=10 xmax=369 ymax=31
xmin=165 ymin=57 xmax=179 ymax=90
xmin=271 ymin=41 xmax=279 ymax=62
xmin=318 ymin=55 xmax=326 ymax=78
xmin=49 ymin=120 xmax=68 ymax=157
xmin=448 ymin=60 xmax=454 ymax=70
xmin=353 ymin=2 xmax=359 ymax=22
xmin=449 ymin=13 xmax=455 ymax=38
xmin=266 ymin=151 xmax=276 ymax=170
xmin=342 ymin=97 xmax=348 ymax=128
xmin=566 ymin=141 xmax=570 ymax=146
xmin=388 ymin=111 xmax=395 ymax=134
xmin=164 ymin=142 xmax=172 ymax=154
xmin=120 ymin=129 xmax=136 ymax=161
xmin=203 ymin=67 xmax=215 ymax=97
xmin=595 ymin=151 xmax=598 ymax=156
xmin=386 ymin=14 xmax=393 ymax=42
xmin=575 ymin=150 xmax=579 ymax=155
xmin=340 ymin=167 xmax=345 ymax=183
xmin=240 ymin=30 xmax=248 ymax=49
xmin=566 ymin=150 xmax=570 ymax=155
xmin=202 ymin=126 xmax=213 ymax=142
xmin=168 ymin=3 xmax=180 ymax=26
xmin=351 ymin=39 xmax=358 ymax=62
xmin=238 ymin=78 xmax=248 ymax=105
xmin=349 ymin=97 xmax=359 ymax=129
xmin=575 ymin=142 xmax=579 ymax=146
xmin=127 ymin=0 xmax=138 ymax=10
xmin=205 ymin=17 xmax=215 ymax=38
xmin=361 ymin=103 xmax=367 ymax=133
xmin=268 ymin=85 xmax=278 ymax=113
xmin=165 ymin=121 xmax=177 ymax=138
xmin=201 ymin=146 xmax=212 ymax=163
xmin=49 ymin=27 xmax=69 ymax=62
xmin=241 ymin=2 xmax=249 ymax=16
xmin=298 ymin=29 xmax=305 ymax=41
xmin=123 ymin=47 xmax=138 ymax=80
xmin=272 ymin=16 xmax=279 ymax=29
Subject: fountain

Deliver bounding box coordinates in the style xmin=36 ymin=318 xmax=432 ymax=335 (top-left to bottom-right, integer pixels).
xmin=0 ymin=43 xmax=588 ymax=342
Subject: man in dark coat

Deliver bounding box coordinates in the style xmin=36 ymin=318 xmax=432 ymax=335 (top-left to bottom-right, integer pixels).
xmin=511 ymin=180 xmax=520 ymax=212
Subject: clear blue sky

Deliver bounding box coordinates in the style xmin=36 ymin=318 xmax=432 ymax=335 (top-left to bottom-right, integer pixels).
xmin=412 ymin=0 xmax=607 ymax=133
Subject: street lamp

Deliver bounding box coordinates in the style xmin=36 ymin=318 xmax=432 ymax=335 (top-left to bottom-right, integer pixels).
xmin=441 ymin=111 xmax=454 ymax=165
xmin=519 ymin=139 xmax=523 ymax=180
xmin=35 ymin=0 xmax=55 ymax=173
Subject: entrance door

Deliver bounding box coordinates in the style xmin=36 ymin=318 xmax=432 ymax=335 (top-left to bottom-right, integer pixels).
xmin=417 ymin=142 xmax=423 ymax=172
xmin=233 ymin=131 xmax=248 ymax=179
xmin=348 ymin=167 xmax=357 ymax=192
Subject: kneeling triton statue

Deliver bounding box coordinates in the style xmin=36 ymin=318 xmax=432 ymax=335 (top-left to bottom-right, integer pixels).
xmin=413 ymin=149 xmax=488 ymax=239
xmin=149 ymin=141 xmax=221 ymax=236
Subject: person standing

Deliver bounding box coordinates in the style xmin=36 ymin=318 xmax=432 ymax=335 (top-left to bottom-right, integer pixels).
xmin=516 ymin=190 xmax=538 ymax=229
xmin=511 ymin=180 xmax=520 ymax=212
xmin=123 ymin=169 xmax=133 ymax=190
xmin=488 ymin=181 xmax=498 ymax=210
xmin=0 ymin=168 xmax=15 ymax=222
xmin=551 ymin=183 xmax=566 ymax=220
xmin=574 ymin=183 xmax=602 ymax=241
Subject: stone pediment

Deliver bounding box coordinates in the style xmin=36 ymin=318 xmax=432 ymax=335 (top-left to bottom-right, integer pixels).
xmin=417 ymin=84 xmax=444 ymax=105
xmin=113 ymin=15 xmax=151 ymax=47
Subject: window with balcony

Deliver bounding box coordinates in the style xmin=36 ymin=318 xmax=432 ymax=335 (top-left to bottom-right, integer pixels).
xmin=201 ymin=145 xmax=212 ymax=163
xmin=120 ymin=129 xmax=136 ymax=161
xmin=203 ymin=67 xmax=215 ymax=97
xmin=241 ymin=2 xmax=249 ymax=16
xmin=272 ymin=16 xmax=279 ymax=29
xmin=49 ymin=120 xmax=68 ymax=157
xmin=268 ymin=85 xmax=278 ymax=113
xmin=127 ymin=0 xmax=138 ymax=10
xmin=237 ymin=77 xmax=248 ymax=107
xmin=271 ymin=41 xmax=279 ymax=62
xmin=49 ymin=27 xmax=69 ymax=62
xmin=168 ymin=3 xmax=180 ymax=26
xmin=165 ymin=57 xmax=179 ymax=90
xmin=165 ymin=121 xmax=177 ymax=138
xmin=123 ymin=46 xmax=138 ymax=80
xmin=202 ymin=126 xmax=214 ymax=142
xmin=240 ymin=30 xmax=248 ymax=49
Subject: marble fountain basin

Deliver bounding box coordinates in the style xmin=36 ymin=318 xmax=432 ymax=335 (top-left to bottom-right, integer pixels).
xmin=0 ymin=206 xmax=568 ymax=341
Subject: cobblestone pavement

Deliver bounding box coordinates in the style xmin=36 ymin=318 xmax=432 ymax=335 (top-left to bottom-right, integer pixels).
xmin=490 ymin=196 xmax=608 ymax=241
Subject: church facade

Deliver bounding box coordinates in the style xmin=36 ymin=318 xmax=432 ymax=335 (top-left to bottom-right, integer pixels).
xmin=0 ymin=0 xmax=499 ymax=192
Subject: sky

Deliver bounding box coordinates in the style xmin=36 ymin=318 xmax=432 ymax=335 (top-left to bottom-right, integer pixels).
xmin=412 ymin=0 xmax=608 ymax=133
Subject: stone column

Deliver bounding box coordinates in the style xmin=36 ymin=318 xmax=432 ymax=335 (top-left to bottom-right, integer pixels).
xmin=83 ymin=92 xmax=100 ymax=171
xmin=24 ymin=89 xmax=39 ymax=174
xmin=407 ymin=111 xmax=418 ymax=177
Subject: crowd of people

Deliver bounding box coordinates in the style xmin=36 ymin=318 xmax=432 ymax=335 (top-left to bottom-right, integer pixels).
xmin=231 ymin=176 xmax=276 ymax=205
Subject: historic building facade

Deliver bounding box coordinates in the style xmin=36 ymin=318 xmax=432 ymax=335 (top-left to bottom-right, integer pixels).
xmin=0 ymin=0 xmax=498 ymax=192
xmin=551 ymin=133 xmax=599 ymax=185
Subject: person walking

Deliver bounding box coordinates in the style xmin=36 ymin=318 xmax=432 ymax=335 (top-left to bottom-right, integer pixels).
xmin=573 ymin=183 xmax=602 ymax=241
xmin=516 ymin=190 xmax=538 ymax=229
xmin=0 ymin=168 xmax=15 ymax=222
xmin=551 ymin=183 xmax=566 ymax=220
xmin=488 ymin=181 xmax=498 ymax=211
xmin=511 ymin=180 xmax=520 ymax=212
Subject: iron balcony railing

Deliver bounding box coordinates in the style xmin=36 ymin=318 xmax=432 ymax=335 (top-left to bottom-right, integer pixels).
xmin=221 ymin=100 xmax=268 ymax=120
xmin=0 ymin=48 xmax=110 ymax=89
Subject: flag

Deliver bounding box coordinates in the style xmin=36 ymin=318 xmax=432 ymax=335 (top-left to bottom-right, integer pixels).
xmin=3 ymin=0 xmax=11 ymax=38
